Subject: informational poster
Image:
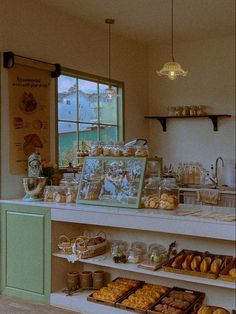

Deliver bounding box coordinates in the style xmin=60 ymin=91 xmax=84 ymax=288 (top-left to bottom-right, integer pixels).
xmin=8 ymin=64 xmax=51 ymax=175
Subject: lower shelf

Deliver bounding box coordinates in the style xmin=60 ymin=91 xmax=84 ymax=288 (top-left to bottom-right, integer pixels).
xmin=51 ymin=290 xmax=127 ymax=314
xmin=52 ymin=252 xmax=235 ymax=290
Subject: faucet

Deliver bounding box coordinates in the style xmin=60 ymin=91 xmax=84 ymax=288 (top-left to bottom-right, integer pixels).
xmin=210 ymin=157 xmax=224 ymax=186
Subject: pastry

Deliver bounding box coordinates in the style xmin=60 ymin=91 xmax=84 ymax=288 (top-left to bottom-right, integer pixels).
xmin=210 ymin=258 xmax=222 ymax=274
xmin=171 ymin=254 xmax=185 ymax=268
xmin=200 ymin=257 xmax=212 ymax=273
xmin=228 ymin=267 xmax=236 ymax=278
xmin=213 ymin=309 xmax=229 ymax=314
xmin=121 ymin=284 xmax=167 ymax=310
xmin=197 ymin=306 xmax=213 ymax=314
xmin=190 ymin=255 xmax=202 ymax=271
xmin=182 ymin=254 xmax=194 ymax=270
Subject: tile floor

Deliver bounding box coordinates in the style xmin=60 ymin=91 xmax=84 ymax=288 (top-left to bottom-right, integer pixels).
xmin=0 ymin=295 xmax=82 ymax=314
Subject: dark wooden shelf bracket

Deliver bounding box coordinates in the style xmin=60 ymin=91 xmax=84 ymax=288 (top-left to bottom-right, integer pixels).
xmin=145 ymin=114 xmax=231 ymax=132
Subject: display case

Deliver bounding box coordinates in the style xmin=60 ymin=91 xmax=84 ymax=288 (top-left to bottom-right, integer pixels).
xmin=77 ymin=157 xmax=147 ymax=208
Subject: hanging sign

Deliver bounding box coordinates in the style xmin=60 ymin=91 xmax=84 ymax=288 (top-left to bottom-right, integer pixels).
xmin=8 ymin=64 xmax=51 ymax=175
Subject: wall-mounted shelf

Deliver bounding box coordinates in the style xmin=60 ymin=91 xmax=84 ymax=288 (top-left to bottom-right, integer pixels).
xmin=144 ymin=115 xmax=232 ymax=132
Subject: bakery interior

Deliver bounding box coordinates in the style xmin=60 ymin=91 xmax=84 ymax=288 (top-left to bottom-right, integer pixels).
xmin=0 ymin=0 xmax=235 ymax=313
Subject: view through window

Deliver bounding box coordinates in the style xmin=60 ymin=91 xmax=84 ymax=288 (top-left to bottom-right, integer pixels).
xmin=57 ymin=74 xmax=123 ymax=167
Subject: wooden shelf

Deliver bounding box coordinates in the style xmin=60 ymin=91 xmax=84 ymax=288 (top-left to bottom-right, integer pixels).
xmin=144 ymin=115 xmax=232 ymax=132
xmin=52 ymin=252 xmax=235 ymax=290
xmin=51 ymin=290 xmax=127 ymax=314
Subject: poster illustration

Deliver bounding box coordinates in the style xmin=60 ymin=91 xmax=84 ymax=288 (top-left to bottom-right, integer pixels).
xmin=8 ymin=64 xmax=51 ymax=175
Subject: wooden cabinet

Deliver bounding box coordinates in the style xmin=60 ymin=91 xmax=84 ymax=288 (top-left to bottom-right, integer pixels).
xmin=0 ymin=204 xmax=51 ymax=303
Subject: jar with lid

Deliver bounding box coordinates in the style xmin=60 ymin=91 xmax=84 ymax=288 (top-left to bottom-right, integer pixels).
xmin=127 ymin=248 xmax=143 ymax=264
xmin=44 ymin=186 xmax=54 ymax=202
xmin=112 ymin=142 xmax=123 ymax=157
xmin=53 ymin=186 xmax=67 ymax=203
xmin=135 ymin=144 xmax=149 ymax=157
xmin=159 ymin=176 xmax=179 ymax=210
xmin=123 ymin=143 xmax=135 ymax=156
xmin=149 ymin=244 xmax=168 ymax=265
xmin=66 ymin=186 xmax=78 ymax=203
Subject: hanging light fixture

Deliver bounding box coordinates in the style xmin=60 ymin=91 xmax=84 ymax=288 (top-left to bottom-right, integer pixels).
xmin=105 ymin=18 xmax=117 ymax=99
xmin=157 ymin=0 xmax=187 ymax=80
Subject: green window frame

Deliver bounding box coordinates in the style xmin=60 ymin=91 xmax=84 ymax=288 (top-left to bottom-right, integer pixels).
xmin=56 ymin=68 xmax=124 ymax=167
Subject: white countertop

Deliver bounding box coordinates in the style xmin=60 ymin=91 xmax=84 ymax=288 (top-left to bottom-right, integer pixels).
xmin=1 ymin=199 xmax=235 ymax=241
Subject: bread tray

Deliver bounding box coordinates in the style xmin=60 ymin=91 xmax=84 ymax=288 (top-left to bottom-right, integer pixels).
xmin=162 ymin=249 xmax=233 ymax=280
xmin=147 ymin=286 xmax=205 ymax=314
xmin=87 ymin=277 xmax=144 ymax=308
xmin=219 ymin=257 xmax=236 ymax=282
xmin=193 ymin=305 xmax=230 ymax=314
xmin=116 ymin=284 xmax=170 ymax=314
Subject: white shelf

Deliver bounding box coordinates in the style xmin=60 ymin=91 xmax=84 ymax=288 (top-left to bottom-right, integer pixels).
xmin=52 ymin=252 xmax=235 ymax=290
xmin=51 ymin=290 xmax=127 ymax=314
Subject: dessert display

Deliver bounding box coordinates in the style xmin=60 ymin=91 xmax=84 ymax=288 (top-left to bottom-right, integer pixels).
xmin=196 ymin=306 xmax=230 ymax=314
xmin=88 ymin=277 xmax=142 ymax=304
xmin=159 ymin=176 xmax=179 ymax=210
xmin=148 ymin=287 xmax=205 ymax=314
xmin=119 ymin=284 xmax=169 ymax=312
xmin=163 ymin=250 xmax=232 ymax=279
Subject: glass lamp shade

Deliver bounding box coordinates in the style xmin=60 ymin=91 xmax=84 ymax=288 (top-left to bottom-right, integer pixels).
xmin=157 ymin=61 xmax=187 ymax=80
xmin=105 ymin=86 xmax=117 ymax=99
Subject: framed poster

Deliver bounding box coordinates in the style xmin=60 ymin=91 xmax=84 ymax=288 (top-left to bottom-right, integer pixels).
xmin=77 ymin=157 xmax=147 ymax=208
xmin=8 ymin=64 xmax=51 ymax=175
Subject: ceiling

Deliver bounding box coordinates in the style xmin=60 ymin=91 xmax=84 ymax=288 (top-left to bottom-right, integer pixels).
xmin=38 ymin=0 xmax=235 ymax=44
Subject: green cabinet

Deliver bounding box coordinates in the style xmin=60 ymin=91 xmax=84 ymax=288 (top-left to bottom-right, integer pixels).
xmin=1 ymin=204 xmax=51 ymax=303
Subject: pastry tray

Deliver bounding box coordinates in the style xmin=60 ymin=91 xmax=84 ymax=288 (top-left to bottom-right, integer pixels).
xmin=116 ymin=284 xmax=170 ymax=314
xmin=87 ymin=277 xmax=144 ymax=307
xmin=147 ymin=286 xmax=205 ymax=314
xmin=218 ymin=257 xmax=236 ymax=282
xmin=162 ymin=249 xmax=233 ymax=279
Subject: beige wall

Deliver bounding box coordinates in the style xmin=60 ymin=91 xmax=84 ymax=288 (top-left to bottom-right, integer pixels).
xmin=148 ymin=36 xmax=235 ymax=179
xmin=0 ymin=0 xmax=149 ymax=198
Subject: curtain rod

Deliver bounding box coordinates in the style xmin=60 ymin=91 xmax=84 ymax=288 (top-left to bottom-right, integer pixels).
xmin=3 ymin=51 xmax=61 ymax=77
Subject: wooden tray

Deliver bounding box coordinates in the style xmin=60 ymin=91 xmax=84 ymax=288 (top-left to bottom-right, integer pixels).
xmin=193 ymin=305 xmax=230 ymax=314
xmin=147 ymin=286 xmax=205 ymax=314
xmin=162 ymin=249 xmax=233 ymax=280
xmin=219 ymin=257 xmax=236 ymax=282
xmin=87 ymin=277 xmax=143 ymax=307
xmin=116 ymin=284 xmax=170 ymax=314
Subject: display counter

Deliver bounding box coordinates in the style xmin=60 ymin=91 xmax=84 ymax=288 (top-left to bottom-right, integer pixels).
xmin=0 ymin=200 xmax=235 ymax=313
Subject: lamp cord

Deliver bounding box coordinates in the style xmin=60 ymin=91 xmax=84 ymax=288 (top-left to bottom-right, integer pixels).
xmin=108 ymin=23 xmax=111 ymax=86
xmin=171 ymin=0 xmax=175 ymax=62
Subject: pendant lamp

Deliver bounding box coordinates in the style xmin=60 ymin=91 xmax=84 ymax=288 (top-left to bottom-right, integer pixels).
xmin=157 ymin=0 xmax=187 ymax=80
xmin=105 ymin=18 xmax=117 ymax=99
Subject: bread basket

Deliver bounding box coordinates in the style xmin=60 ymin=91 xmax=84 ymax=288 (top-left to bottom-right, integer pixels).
xmin=74 ymin=231 xmax=107 ymax=259
xmin=58 ymin=235 xmax=73 ymax=255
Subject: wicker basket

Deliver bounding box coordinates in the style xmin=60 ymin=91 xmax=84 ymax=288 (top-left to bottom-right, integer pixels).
xmin=75 ymin=231 xmax=107 ymax=259
xmin=58 ymin=235 xmax=73 ymax=255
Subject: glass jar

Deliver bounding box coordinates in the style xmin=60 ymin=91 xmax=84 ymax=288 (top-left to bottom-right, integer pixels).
xmin=131 ymin=241 xmax=147 ymax=256
xmin=53 ymin=186 xmax=67 ymax=203
xmin=123 ymin=144 xmax=135 ymax=157
xmin=159 ymin=176 xmax=179 ymax=210
xmin=43 ymin=186 xmax=54 ymax=202
xmin=112 ymin=142 xmax=123 ymax=157
xmin=103 ymin=142 xmax=113 ymax=156
xmin=66 ymin=187 xmax=78 ymax=203
xmin=135 ymin=144 xmax=149 ymax=157
xmin=127 ymin=248 xmax=143 ymax=263
xmin=149 ymin=244 xmax=167 ymax=265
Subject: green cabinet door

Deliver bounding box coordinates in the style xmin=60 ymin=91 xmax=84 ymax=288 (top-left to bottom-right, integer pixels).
xmin=1 ymin=204 xmax=51 ymax=303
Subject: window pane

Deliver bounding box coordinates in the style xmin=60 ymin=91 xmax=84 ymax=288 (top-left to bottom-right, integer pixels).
xmin=79 ymin=80 xmax=98 ymax=123
xmin=58 ymin=121 xmax=77 ymax=167
xmin=58 ymin=75 xmax=77 ymax=121
xmin=79 ymin=123 xmax=98 ymax=145
xmin=99 ymin=84 xmax=117 ymax=125
xmin=100 ymin=125 xmax=117 ymax=143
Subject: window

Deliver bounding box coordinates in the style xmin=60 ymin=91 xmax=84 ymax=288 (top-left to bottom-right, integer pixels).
xmin=57 ymin=72 xmax=124 ymax=167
